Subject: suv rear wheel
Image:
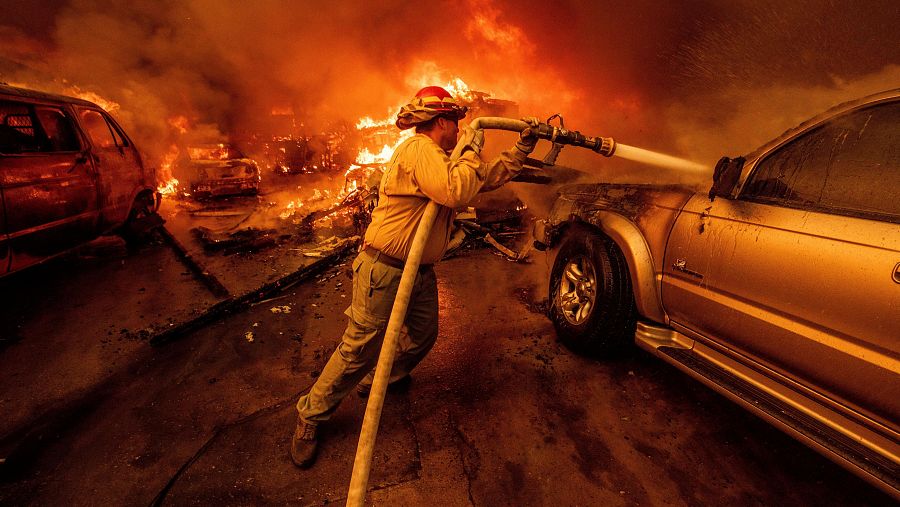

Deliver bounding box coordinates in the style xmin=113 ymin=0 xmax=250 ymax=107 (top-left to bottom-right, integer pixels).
xmin=549 ymin=225 xmax=636 ymax=356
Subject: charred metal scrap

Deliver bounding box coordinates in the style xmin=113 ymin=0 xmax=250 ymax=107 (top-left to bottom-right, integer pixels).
xmin=192 ymin=226 xmax=286 ymax=255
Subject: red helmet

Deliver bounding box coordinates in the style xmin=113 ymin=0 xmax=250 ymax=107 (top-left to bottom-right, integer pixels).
xmin=413 ymin=86 xmax=466 ymax=118
xmin=396 ymin=85 xmax=468 ymax=130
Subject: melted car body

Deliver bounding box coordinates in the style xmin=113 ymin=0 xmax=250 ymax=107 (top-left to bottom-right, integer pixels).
xmin=178 ymin=144 xmax=260 ymax=198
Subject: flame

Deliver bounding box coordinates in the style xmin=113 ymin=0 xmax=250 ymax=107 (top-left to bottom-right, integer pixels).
xmin=352 ymin=76 xmax=474 ymax=167
xmin=354 ymin=137 xmax=410 ymax=165
xmin=443 ymin=77 xmax=475 ymax=102
xmin=279 ymin=199 xmax=305 ymax=219
xmin=156 ymin=144 xmax=181 ymax=195
xmin=356 ymin=116 xmax=391 ymax=129
xmin=65 ymin=86 xmax=121 ymax=113
xmin=188 ymin=143 xmax=234 ymax=160
xmin=157 ymin=177 xmax=180 ymax=195
xmin=279 ymin=74 xmax=482 ymax=221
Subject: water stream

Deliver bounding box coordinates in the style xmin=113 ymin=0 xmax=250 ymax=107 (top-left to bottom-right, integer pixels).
xmin=613 ymin=143 xmax=708 ymax=174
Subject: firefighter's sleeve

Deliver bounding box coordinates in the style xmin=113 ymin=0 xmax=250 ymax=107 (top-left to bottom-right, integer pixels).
xmin=478 ymin=147 xmax=528 ymax=192
xmin=413 ymin=141 xmax=487 ymax=208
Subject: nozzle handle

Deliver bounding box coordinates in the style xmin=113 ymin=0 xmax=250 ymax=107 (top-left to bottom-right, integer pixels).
xmin=461 ymin=117 xmax=616 ymax=157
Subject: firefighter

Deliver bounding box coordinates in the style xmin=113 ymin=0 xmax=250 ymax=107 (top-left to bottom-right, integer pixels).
xmin=291 ymin=86 xmax=538 ymax=468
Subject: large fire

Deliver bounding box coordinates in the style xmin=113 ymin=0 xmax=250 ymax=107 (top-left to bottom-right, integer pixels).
xmin=347 ymin=77 xmax=475 ymax=174
xmin=279 ymin=76 xmax=480 ymax=222
xmin=150 ymin=73 xmax=487 ymax=224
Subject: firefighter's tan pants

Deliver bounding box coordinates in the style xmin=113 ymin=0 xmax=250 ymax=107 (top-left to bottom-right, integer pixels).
xmin=296 ymin=251 xmax=438 ymax=424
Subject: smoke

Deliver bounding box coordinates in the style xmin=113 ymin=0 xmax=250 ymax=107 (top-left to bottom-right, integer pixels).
xmin=1 ymin=0 xmax=898 ymax=181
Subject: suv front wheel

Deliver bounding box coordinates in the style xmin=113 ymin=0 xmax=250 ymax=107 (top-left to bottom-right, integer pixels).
xmin=549 ymin=225 xmax=636 ymax=356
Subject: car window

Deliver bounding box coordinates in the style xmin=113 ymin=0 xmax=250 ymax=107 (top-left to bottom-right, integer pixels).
xmin=0 ymin=100 xmax=81 ymax=154
xmin=742 ymin=100 xmax=900 ymax=223
xmin=78 ymin=108 xmax=119 ymax=149
xmin=35 ymin=107 xmax=80 ymax=152
xmin=104 ymin=114 xmax=130 ymax=147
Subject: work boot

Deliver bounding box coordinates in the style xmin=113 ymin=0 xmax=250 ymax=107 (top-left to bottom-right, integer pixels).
xmin=357 ymin=374 xmax=412 ymax=398
xmin=290 ymin=419 xmax=318 ymax=468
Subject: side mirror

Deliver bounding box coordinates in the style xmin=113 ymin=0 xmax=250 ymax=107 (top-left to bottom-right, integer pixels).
xmin=709 ymin=156 xmax=744 ymax=200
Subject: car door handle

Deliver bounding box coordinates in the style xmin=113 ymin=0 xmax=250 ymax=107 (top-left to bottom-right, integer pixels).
xmin=70 ymin=152 xmax=89 ymax=172
xmin=673 ymin=258 xmax=704 ymax=279
xmin=893 ymin=262 xmax=900 ymax=284
xmin=70 ymin=152 xmax=96 ymax=172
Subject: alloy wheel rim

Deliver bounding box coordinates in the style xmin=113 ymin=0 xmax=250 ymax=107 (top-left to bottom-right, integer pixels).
xmin=558 ymin=255 xmax=597 ymax=325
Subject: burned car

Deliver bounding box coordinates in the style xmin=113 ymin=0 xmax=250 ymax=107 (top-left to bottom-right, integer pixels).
xmin=534 ymin=89 xmax=899 ymax=497
xmin=0 ymin=84 xmax=158 ymax=276
xmin=270 ymin=139 xmax=316 ymax=175
xmin=178 ymin=143 xmax=260 ymax=198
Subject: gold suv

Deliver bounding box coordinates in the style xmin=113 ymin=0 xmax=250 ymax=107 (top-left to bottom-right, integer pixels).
xmin=534 ymin=89 xmax=899 ymax=498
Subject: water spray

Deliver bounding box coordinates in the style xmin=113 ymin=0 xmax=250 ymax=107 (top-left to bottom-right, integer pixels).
xmin=346 ymin=116 xmax=704 ymax=506
xmin=613 ymin=143 xmax=707 ymax=173
xmin=454 ymin=116 xmax=706 ymax=174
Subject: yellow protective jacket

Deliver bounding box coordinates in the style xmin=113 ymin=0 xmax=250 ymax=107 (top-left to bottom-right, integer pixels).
xmin=363 ymin=133 xmax=527 ymax=264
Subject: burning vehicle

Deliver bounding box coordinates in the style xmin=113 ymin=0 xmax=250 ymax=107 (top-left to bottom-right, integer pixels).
xmin=270 ymin=138 xmax=314 ymax=175
xmin=534 ymin=89 xmax=900 ymax=496
xmin=176 ymin=143 xmax=260 ymax=198
xmin=0 ymin=84 xmax=159 ymax=276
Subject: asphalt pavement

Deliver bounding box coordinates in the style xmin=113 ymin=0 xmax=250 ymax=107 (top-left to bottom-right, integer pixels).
xmin=0 ymin=242 xmax=893 ymax=506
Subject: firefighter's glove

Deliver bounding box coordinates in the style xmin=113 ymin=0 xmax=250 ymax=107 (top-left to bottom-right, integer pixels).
xmin=458 ymin=125 xmax=485 ymax=155
xmin=516 ymin=116 xmax=540 ymax=155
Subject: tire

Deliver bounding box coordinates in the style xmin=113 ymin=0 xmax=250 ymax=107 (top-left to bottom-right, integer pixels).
xmin=549 ymin=225 xmax=637 ymax=356
xmin=120 ymin=191 xmax=160 ymax=244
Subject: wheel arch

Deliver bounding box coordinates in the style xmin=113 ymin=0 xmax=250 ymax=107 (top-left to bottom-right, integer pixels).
xmin=128 ymin=186 xmax=161 ymax=214
xmin=560 ymin=213 xmax=667 ymax=324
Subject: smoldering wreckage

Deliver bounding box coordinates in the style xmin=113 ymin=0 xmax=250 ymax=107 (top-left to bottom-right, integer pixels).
xmin=146 ymin=89 xmax=563 ymax=332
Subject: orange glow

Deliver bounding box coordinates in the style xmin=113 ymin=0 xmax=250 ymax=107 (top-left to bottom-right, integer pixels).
xmin=271 ymin=105 xmax=293 ymax=115
xmin=279 ymin=199 xmax=305 ymax=219
xmin=354 ymin=76 xmax=475 ymax=167
xmin=188 ymin=143 xmax=235 ymax=161
xmin=354 ymin=133 xmax=412 ymax=165
xmin=355 ymin=117 xmax=390 ymax=129
xmin=281 ymin=75 xmax=486 ymax=220
xmin=157 ymin=177 xmax=180 ymax=196
xmin=65 ymin=86 xmax=120 ymax=113
xmin=156 ymin=144 xmax=181 ymax=195
xmin=168 ymin=115 xmax=189 ymax=134
xmin=465 ymin=0 xmax=535 ymax=56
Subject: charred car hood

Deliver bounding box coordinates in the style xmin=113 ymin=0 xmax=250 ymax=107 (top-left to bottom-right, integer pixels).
xmin=554 ymin=183 xmax=695 ymax=222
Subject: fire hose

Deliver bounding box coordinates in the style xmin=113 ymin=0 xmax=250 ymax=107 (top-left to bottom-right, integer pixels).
xmin=346 ymin=116 xmax=615 ymax=506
